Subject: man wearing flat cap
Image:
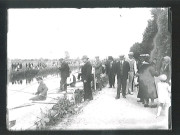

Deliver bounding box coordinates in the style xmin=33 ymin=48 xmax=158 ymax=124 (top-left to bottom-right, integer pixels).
xmin=81 ymin=55 xmax=93 ymax=101
xmin=127 ymin=52 xmax=138 ymax=95
xmin=115 ymin=55 xmax=130 ymax=99
xmin=29 ymin=77 xmax=48 ymax=101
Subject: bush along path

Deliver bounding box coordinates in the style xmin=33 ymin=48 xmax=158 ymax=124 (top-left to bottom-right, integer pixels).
xmin=51 ymin=86 xmax=169 ymax=130
xmin=33 ymin=88 xmax=101 ymax=130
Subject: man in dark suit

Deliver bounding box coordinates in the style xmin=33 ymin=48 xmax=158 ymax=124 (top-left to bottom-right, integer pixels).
xmin=115 ymin=55 xmax=130 ymax=99
xmin=106 ymin=56 xmax=116 ymax=88
xmin=59 ymin=58 xmax=70 ymax=92
xmin=81 ymin=55 xmax=93 ymax=101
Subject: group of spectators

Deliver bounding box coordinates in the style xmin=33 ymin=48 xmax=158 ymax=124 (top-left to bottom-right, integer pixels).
xmin=11 ymin=63 xmax=22 ymax=71
xmin=29 ymin=53 xmax=171 ymax=127
xmin=11 ymin=62 xmax=48 ymax=72
xmin=76 ymin=53 xmax=171 ymax=121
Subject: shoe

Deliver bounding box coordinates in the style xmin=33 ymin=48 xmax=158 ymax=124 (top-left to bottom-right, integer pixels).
xmin=150 ymin=104 xmax=157 ymax=108
xmin=137 ymin=100 xmax=143 ymax=102
xmin=109 ymin=86 xmax=112 ymax=88
xmin=115 ymin=97 xmax=120 ymax=99
xmin=123 ymin=96 xmax=126 ymax=98
xmin=144 ymin=104 xmax=149 ymax=107
xmin=130 ymin=92 xmax=133 ymax=95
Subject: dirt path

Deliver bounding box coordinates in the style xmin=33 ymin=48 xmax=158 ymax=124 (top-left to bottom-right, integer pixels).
xmin=52 ymin=87 xmax=169 ymax=130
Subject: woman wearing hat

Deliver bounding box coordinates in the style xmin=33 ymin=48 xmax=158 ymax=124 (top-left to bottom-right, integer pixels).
xmin=137 ymin=54 xmax=159 ymax=107
xmin=29 ymin=77 xmax=48 ymax=101
xmin=156 ymin=74 xmax=171 ymax=118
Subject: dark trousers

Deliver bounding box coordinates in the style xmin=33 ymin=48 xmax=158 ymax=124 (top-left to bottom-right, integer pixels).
xmin=60 ymin=77 xmax=67 ymax=91
xmin=117 ymin=77 xmax=127 ymax=98
xmin=108 ymin=73 xmax=115 ymax=87
xmin=96 ymin=74 xmax=102 ymax=90
xmin=83 ymin=81 xmax=93 ymax=100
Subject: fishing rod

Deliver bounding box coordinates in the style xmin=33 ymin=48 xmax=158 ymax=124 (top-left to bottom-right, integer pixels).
xmin=9 ymin=89 xmax=60 ymax=100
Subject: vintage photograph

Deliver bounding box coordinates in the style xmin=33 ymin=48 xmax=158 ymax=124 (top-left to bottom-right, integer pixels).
xmin=7 ymin=8 xmax=172 ymax=130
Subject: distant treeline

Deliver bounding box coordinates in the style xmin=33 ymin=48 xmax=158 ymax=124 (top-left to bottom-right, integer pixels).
xmin=8 ymin=59 xmax=80 ymax=82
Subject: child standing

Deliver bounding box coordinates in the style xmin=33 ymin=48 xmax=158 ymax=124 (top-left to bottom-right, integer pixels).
xmin=156 ymin=74 xmax=171 ymax=118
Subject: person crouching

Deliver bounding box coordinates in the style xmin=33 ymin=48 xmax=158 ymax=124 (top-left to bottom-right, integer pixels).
xmin=29 ymin=77 xmax=48 ymax=101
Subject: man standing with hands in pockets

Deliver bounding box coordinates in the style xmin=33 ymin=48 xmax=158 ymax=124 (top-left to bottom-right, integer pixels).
xmin=81 ymin=55 xmax=93 ymax=101
xmin=115 ymin=55 xmax=130 ymax=99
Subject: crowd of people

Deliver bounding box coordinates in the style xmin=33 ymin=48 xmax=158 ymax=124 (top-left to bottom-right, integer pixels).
xmin=29 ymin=52 xmax=171 ymax=127
xmin=11 ymin=62 xmax=48 ymax=71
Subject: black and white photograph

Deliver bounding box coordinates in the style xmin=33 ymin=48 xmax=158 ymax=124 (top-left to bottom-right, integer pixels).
xmin=7 ymin=8 xmax=172 ymax=130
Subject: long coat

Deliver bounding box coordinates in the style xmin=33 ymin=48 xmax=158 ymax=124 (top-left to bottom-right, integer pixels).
xmin=115 ymin=61 xmax=130 ymax=80
xmin=137 ymin=62 xmax=159 ymax=99
xmin=59 ymin=61 xmax=70 ymax=79
xmin=106 ymin=60 xmax=116 ymax=76
xmin=81 ymin=61 xmax=92 ymax=82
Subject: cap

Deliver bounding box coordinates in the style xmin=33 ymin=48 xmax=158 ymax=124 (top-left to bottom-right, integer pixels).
xmin=119 ymin=55 xmax=125 ymax=58
xmin=82 ymin=55 xmax=89 ymax=60
xmin=128 ymin=52 xmax=134 ymax=56
xmin=140 ymin=54 xmax=150 ymax=57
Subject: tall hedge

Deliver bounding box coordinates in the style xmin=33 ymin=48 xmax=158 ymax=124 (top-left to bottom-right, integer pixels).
xmin=130 ymin=8 xmax=171 ymax=70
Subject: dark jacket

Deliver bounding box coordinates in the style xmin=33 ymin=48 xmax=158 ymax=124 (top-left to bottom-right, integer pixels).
xmin=35 ymin=82 xmax=48 ymax=97
xmin=81 ymin=61 xmax=92 ymax=82
xmin=106 ymin=60 xmax=116 ymax=76
xmin=59 ymin=61 xmax=70 ymax=78
xmin=115 ymin=61 xmax=130 ymax=80
xmin=137 ymin=62 xmax=159 ymax=99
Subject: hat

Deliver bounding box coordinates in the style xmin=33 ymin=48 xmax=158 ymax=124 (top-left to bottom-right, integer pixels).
xmin=59 ymin=58 xmax=64 ymax=61
xmin=128 ymin=52 xmax=134 ymax=56
xmin=36 ymin=77 xmax=43 ymax=81
xmin=108 ymin=56 xmax=113 ymax=60
xmin=82 ymin=55 xmax=89 ymax=60
xmin=159 ymin=74 xmax=167 ymax=81
xmin=140 ymin=54 xmax=150 ymax=57
xmin=119 ymin=55 xmax=125 ymax=58
xmin=163 ymin=56 xmax=171 ymax=62
xmin=95 ymin=56 xmax=99 ymax=58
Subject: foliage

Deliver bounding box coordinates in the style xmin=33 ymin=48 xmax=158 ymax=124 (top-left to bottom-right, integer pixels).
xmin=130 ymin=8 xmax=171 ymax=65
xmin=129 ymin=42 xmax=143 ymax=60
xmin=34 ymin=96 xmax=77 ymax=130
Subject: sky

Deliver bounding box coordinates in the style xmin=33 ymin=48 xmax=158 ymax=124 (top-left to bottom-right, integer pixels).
xmin=8 ymin=8 xmax=152 ymax=60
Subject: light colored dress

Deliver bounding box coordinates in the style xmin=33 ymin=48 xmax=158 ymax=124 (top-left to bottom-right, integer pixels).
xmin=157 ymin=81 xmax=171 ymax=104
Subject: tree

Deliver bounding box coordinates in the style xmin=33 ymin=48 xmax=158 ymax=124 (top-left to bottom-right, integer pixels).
xmin=130 ymin=8 xmax=171 ymax=69
xmin=130 ymin=42 xmax=142 ymax=60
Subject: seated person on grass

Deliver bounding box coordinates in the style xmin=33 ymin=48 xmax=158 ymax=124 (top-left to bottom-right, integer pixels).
xmin=29 ymin=77 xmax=48 ymax=101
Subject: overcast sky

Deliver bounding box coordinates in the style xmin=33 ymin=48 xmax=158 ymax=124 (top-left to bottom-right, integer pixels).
xmin=8 ymin=8 xmax=152 ymax=60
